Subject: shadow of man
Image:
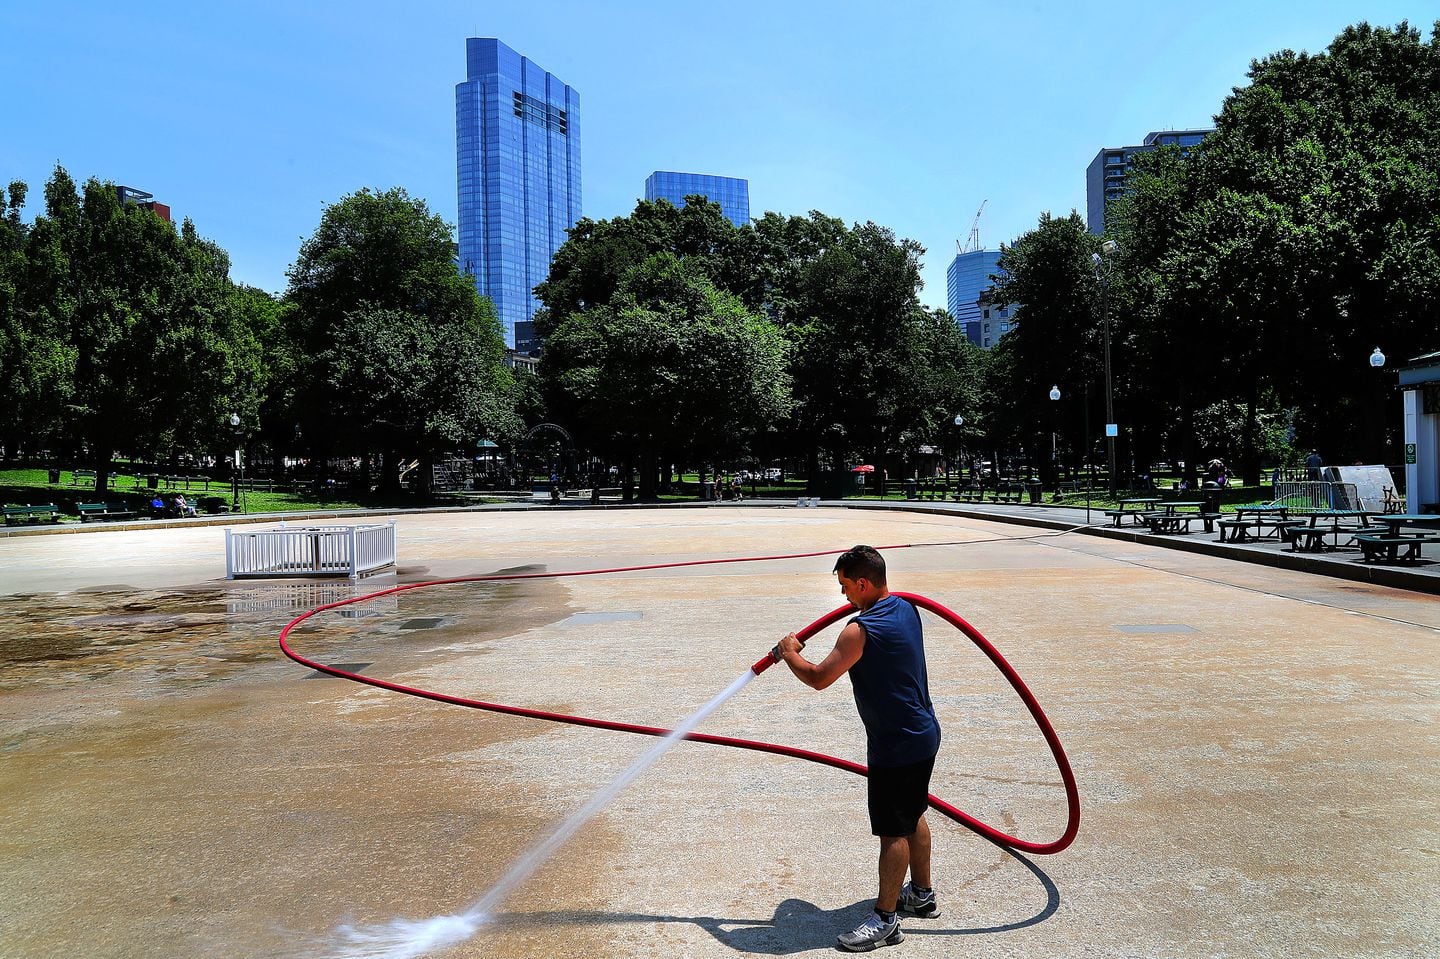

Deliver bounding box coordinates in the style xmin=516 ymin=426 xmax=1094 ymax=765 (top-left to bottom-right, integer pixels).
xmin=506 ymin=848 xmax=1060 ymax=954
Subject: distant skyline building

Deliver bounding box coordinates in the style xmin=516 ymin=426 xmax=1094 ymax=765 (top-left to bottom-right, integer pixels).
xmin=456 ymin=37 xmax=581 ymax=352
xmin=1085 ymin=128 xmax=1211 ymax=235
xmin=644 ymin=171 xmax=750 ymax=227
xmin=115 ymin=185 xmax=170 ymax=223
xmin=946 ymin=248 xmax=1004 ymax=348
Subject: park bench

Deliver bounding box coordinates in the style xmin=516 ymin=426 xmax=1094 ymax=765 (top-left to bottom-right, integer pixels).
xmin=987 ymin=485 xmax=1023 ymax=505
xmin=1355 ymin=533 xmax=1440 ymax=564
xmin=1217 ymin=517 xmax=1304 ymax=543
xmin=71 ymin=469 xmax=97 ymax=485
xmin=956 ymin=485 xmax=985 ymax=503
xmin=1285 ymin=525 xmax=1388 ymax=553
xmin=78 ymin=502 xmax=139 ymax=522
xmin=1143 ymin=512 xmax=1201 ymax=535
xmin=4 ymin=504 xmax=62 ymax=525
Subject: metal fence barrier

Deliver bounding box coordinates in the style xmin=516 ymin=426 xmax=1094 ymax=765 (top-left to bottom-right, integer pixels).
xmin=1272 ymin=482 xmax=1362 ymax=511
xmin=225 ymin=522 xmax=397 ymax=579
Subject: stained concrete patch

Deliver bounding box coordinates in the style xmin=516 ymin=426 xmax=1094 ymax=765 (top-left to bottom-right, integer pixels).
xmin=561 ymin=611 xmax=644 ymax=626
xmin=399 ymin=617 xmax=447 ymax=630
xmin=305 ymin=661 xmax=372 ymax=678
xmin=1113 ymin=623 xmax=1198 ymax=634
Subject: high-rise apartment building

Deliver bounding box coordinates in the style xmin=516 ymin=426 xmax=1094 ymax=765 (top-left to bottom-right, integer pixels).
xmin=456 ymin=38 xmax=581 ymax=352
xmin=946 ymin=248 xmax=1004 ymax=348
xmin=1085 ymin=129 xmax=1210 ymax=235
xmin=644 ymin=171 xmax=750 ymax=227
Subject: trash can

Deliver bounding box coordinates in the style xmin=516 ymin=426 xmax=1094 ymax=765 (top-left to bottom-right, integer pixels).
xmin=903 ymin=479 xmax=918 ymax=500
xmin=1027 ymin=481 xmax=1043 ymax=504
xmin=813 ymin=471 xmax=848 ymax=500
xmin=47 ymin=469 xmax=60 ymax=484
xmin=1200 ymin=485 xmax=1221 ymax=514
xmin=147 ymin=474 xmax=160 ymax=489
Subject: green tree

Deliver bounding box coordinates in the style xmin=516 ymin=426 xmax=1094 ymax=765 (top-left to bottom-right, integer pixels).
xmin=989 ymin=212 xmax=1102 ymax=481
xmin=781 ymin=221 xmax=980 ymax=485
xmin=534 ymin=196 xmax=743 ymax=337
xmin=16 ymin=168 xmax=251 ymax=490
xmin=541 ymin=253 xmax=789 ymax=499
xmin=286 ymin=187 xmax=517 ymax=492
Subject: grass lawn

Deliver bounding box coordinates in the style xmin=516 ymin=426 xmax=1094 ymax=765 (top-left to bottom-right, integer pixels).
xmin=0 ymin=469 xmax=502 ymax=520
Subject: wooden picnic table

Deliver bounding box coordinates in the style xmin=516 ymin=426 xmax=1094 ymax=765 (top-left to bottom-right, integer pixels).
xmin=1105 ymin=499 xmax=1159 ymax=527
xmin=1378 ymin=514 xmax=1440 ymax=537
xmin=1352 ymin=514 xmax=1440 ymax=563
xmin=1284 ymin=510 xmax=1381 ymax=552
xmin=1159 ymin=501 xmax=1204 ymax=514
xmin=1120 ymin=497 xmax=1161 ymax=509
xmin=1302 ymin=509 xmax=1374 ymax=526
xmin=1234 ymin=505 xmax=1290 ymax=521
xmin=1217 ymin=505 xmax=1306 ymax=543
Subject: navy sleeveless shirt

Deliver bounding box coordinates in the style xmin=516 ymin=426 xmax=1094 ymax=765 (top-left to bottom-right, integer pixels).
xmin=847 ymin=594 xmax=941 ymax=768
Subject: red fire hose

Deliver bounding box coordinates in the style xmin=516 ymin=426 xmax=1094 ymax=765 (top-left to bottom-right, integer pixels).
xmin=278 ymin=548 xmax=1080 ymax=855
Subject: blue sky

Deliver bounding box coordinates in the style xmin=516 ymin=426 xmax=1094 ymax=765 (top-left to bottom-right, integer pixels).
xmin=5 ymin=1 xmax=1435 ymax=310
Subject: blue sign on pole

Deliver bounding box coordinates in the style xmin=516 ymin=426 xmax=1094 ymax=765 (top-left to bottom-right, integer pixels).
xmin=1105 ymin=423 xmax=1118 ymax=437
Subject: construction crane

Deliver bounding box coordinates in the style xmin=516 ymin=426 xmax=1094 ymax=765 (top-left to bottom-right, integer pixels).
xmin=956 ymin=199 xmax=988 ymax=255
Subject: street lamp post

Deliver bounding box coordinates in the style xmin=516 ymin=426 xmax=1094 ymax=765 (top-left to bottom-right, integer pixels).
xmin=1048 ymin=385 xmax=1061 ymax=493
xmin=228 ymin=413 xmax=243 ymax=513
xmin=1092 ymin=240 xmax=1118 ymax=493
xmin=1048 ymin=385 xmax=1061 ymax=478
xmin=949 ymin=414 xmax=965 ymax=490
xmin=1049 ymin=384 xmax=1091 ymax=522
xmin=1370 ymin=346 xmax=1387 ymax=465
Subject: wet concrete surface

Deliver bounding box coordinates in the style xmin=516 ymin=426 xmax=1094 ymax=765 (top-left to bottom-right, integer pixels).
xmin=0 ymin=507 xmax=1437 ymax=958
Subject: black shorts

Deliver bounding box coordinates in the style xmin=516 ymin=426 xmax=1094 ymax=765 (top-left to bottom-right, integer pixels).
xmin=867 ymin=754 xmax=936 ymax=837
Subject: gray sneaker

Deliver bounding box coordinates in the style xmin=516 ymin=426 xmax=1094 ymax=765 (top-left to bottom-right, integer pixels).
xmin=898 ymin=881 xmax=940 ymax=918
xmin=836 ymin=911 xmax=904 ymax=952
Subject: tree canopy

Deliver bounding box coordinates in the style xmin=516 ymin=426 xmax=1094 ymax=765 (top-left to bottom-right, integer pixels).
xmin=285 ymin=187 xmax=519 ymax=490
xmin=536 ymin=198 xmax=984 ymax=494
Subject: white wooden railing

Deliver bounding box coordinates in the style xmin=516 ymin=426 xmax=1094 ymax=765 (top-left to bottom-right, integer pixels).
xmin=225 ymin=523 xmax=397 ymax=579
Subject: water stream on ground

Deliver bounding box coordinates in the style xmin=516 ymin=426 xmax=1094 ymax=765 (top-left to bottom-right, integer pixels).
xmin=309 ymin=667 xmax=760 ymax=959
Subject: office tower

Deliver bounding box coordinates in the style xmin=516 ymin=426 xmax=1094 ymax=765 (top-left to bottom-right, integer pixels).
xmin=456 ymin=38 xmax=581 ymax=352
xmin=946 ymin=248 xmax=1004 ymax=348
xmin=644 ymin=171 xmax=750 ymax=227
xmin=1085 ymin=129 xmax=1210 ymax=235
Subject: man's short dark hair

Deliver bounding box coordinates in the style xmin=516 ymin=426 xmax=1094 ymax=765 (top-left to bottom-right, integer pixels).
xmin=833 ymin=544 xmax=887 ymax=584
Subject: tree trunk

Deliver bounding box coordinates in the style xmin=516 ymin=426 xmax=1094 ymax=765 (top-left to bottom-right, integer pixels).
xmin=1179 ymin=400 xmax=1198 ymax=490
xmin=1242 ymin=388 xmax=1259 ymax=486
xmin=638 ymin=446 xmax=657 ymax=501
xmin=94 ymin=448 xmax=112 ymax=496
xmin=382 ymin=450 xmax=401 ymax=494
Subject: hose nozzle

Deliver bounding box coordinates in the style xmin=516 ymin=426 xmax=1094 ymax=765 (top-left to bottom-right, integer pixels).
xmin=751 ymin=639 xmax=801 ymax=676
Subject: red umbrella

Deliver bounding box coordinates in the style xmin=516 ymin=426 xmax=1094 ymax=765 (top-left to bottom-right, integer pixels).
xmin=850 ymin=464 xmax=875 ymax=473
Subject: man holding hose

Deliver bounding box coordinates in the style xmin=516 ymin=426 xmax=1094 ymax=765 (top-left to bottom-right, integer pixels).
xmin=775 ymin=544 xmax=941 ymax=951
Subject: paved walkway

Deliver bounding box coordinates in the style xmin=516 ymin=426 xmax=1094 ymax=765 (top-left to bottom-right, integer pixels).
xmin=1 ymin=506 xmax=1437 ymax=958
xmin=6 ymin=495 xmax=1439 ymax=595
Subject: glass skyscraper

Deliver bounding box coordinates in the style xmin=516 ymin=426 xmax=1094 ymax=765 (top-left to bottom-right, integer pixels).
xmin=946 ymin=248 xmax=1004 ymax=347
xmin=456 ymin=38 xmax=581 ymax=352
xmin=644 ymin=171 xmax=750 ymax=227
